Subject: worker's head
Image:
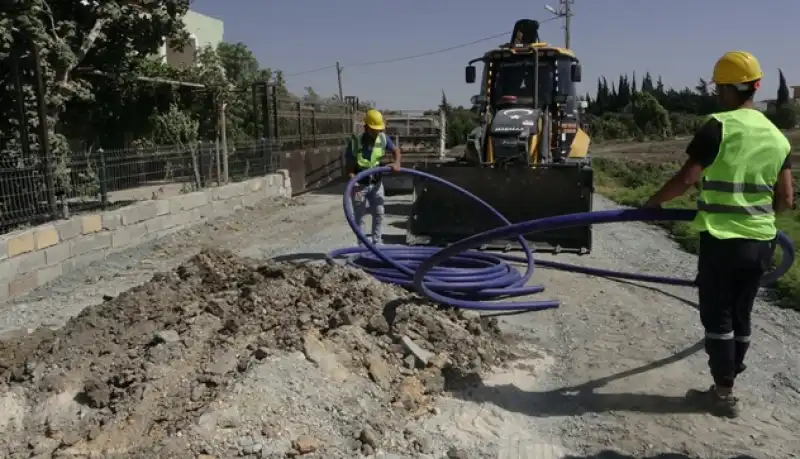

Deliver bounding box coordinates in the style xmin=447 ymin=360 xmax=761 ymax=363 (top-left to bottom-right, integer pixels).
xmin=363 ymin=109 xmax=385 ymax=137
xmin=712 ymin=51 xmax=763 ymax=110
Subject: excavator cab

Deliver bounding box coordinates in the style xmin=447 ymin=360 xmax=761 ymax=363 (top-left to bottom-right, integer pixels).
xmin=406 ymin=19 xmax=594 ymax=253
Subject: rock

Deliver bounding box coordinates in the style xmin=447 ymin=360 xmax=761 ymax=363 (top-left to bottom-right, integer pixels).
xmin=400 ymin=335 xmax=434 ymax=365
xmin=359 ymin=426 xmax=379 ymax=448
xmin=29 ymin=436 xmax=59 ymax=456
xmin=421 ymin=371 xmax=446 ymax=394
xmin=292 ymin=435 xmax=318 ymax=454
xmin=367 ymin=314 xmax=390 ymax=334
xmin=205 ymin=351 xmax=238 ymax=375
xmin=393 ymin=376 xmax=425 ymax=409
xmin=242 ymin=441 xmax=262 ymax=455
xmin=302 ymin=331 xmax=348 ymax=381
xmin=253 ymin=347 xmax=270 ymax=360
xmin=414 ymin=434 xmax=434 ymax=454
xmin=190 ymin=384 xmax=207 ymax=402
xmin=366 ymin=354 xmax=393 ymax=389
xmin=82 ymin=377 xmax=110 ymax=408
xmin=153 ymin=330 xmax=180 ymax=344
xmin=447 ymin=446 xmax=470 ymax=458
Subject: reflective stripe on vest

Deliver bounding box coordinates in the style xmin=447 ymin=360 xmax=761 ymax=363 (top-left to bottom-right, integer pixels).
xmin=356 ymin=133 xmax=386 ymax=169
xmin=693 ymin=109 xmax=790 ymax=240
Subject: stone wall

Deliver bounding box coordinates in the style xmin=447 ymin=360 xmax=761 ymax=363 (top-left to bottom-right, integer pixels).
xmin=0 ymin=170 xmax=291 ymax=302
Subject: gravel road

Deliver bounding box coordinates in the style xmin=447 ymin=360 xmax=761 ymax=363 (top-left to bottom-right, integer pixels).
xmin=0 ymin=186 xmax=798 ymax=458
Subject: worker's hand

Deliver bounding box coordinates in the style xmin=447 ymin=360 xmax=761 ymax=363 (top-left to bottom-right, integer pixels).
xmin=389 ymin=162 xmax=401 ymax=173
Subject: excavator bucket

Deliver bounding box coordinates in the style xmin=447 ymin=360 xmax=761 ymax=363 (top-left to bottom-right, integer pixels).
xmin=406 ymin=163 xmax=593 ymax=253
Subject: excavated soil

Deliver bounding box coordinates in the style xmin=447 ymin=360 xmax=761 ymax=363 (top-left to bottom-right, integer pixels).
xmin=0 ymin=249 xmax=521 ymax=458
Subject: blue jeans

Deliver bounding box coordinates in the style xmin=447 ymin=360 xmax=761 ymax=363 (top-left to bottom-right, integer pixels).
xmin=352 ymin=181 xmax=385 ymax=245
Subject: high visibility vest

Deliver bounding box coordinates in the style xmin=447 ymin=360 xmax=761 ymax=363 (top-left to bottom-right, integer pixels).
xmin=350 ymin=133 xmax=387 ymax=169
xmin=694 ymin=108 xmax=790 ymax=240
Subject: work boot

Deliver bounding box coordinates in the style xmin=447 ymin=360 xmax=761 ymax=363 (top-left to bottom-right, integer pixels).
xmin=686 ymin=385 xmax=740 ymax=419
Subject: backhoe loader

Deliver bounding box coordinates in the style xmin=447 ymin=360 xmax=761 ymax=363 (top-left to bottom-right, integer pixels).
xmin=406 ymin=19 xmax=594 ymax=253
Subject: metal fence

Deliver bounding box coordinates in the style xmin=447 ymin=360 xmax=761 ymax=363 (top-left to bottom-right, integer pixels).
xmin=0 ymin=140 xmax=278 ymax=234
xmin=263 ymin=86 xmax=362 ymax=193
xmin=0 ymin=83 xmax=364 ymax=234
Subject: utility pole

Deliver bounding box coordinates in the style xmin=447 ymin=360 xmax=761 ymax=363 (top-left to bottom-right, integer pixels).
xmin=544 ymin=0 xmax=574 ymax=49
xmin=563 ymin=0 xmax=572 ymax=49
xmin=336 ymin=62 xmax=344 ymax=101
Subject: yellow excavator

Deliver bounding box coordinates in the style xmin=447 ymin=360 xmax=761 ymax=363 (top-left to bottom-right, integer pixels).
xmin=406 ymin=19 xmax=594 ymax=253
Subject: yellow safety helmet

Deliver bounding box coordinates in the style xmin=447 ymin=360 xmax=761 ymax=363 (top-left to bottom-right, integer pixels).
xmin=363 ymin=109 xmax=385 ymax=130
xmin=712 ymin=51 xmax=763 ymax=85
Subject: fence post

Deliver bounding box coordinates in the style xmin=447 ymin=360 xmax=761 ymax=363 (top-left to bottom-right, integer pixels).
xmin=196 ymin=142 xmax=205 ymax=189
xmin=296 ymin=101 xmax=303 ymax=148
xmin=311 ymin=106 xmax=317 ymax=148
xmin=439 ymin=109 xmax=447 ymax=159
xmin=262 ymin=83 xmax=272 ymax=174
xmin=98 ymin=148 xmax=108 ymax=209
xmin=31 ymin=41 xmax=58 ymax=219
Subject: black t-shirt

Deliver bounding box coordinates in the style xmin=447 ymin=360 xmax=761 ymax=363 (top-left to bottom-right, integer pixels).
xmin=685 ymin=118 xmax=791 ymax=170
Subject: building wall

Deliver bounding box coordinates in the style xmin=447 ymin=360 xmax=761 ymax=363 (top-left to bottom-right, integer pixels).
xmin=157 ymin=10 xmax=224 ymax=68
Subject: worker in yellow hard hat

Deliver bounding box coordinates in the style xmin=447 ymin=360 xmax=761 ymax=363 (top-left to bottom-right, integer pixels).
xmin=344 ymin=109 xmax=402 ymax=245
xmin=644 ymin=51 xmax=794 ymax=418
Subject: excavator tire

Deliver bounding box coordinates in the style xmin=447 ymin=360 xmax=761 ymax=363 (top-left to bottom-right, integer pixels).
xmin=406 ymin=162 xmax=593 ymax=253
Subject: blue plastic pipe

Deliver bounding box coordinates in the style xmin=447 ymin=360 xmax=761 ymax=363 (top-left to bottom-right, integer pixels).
xmin=327 ymin=167 xmax=795 ymax=311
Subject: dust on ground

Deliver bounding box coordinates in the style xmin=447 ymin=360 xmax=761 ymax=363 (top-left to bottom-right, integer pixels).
xmin=0 ymin=248 xmax=529 ymax=458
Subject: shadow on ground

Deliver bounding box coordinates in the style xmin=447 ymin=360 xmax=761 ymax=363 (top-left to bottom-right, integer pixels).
xmin=448 ymin=338 xmax=705 ymax=417
xmin=566 ymin=452 xmax=755 ymax=459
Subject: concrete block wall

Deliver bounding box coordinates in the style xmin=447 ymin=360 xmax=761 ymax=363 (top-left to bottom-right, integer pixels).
xmin=0 ymin=170 xmax=291 ymax=302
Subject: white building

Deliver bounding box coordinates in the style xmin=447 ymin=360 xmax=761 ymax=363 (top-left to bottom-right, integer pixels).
xmin=157 ymin=10 xmax=224 ymax=68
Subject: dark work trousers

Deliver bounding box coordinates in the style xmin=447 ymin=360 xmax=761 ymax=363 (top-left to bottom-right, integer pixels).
xmin=696 ymin=231 xmax=775 ymax=389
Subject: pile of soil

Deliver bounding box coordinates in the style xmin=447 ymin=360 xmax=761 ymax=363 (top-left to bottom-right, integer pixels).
xmin=0 ymin=249 xmax=517 ymax=458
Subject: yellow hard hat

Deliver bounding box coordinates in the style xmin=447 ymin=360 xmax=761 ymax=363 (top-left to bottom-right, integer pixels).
xmin=712 ymin=51 xmax=763 ymax=85
xmin=364 ymin=109 xmax=385 ymax=130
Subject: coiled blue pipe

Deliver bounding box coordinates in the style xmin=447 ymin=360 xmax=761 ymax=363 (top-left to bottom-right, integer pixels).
xmin=327 ymin=166 xmax=795 ymax=312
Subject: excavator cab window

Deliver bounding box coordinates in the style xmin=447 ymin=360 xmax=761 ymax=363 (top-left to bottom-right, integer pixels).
xmin=491 ymin=58 xmax=552 ymax=107
xmin=571 ymin=63 xmax=582 ymax=82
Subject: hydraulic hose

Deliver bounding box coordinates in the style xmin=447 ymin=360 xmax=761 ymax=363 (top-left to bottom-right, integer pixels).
xmin=328 ymin=167 xmax=795 ymax=312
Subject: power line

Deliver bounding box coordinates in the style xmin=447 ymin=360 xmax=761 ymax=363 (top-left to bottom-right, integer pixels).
xmin=285 ymin=17 xmax=560 ymax=77
xmin=346 ymin=31 xmax=511 ymax=67
xmin=285 ymin=64 xmax=337 ymax=77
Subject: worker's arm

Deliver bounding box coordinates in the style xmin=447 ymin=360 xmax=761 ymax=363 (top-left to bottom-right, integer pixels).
xmin=384 ymin=135 xmax=402 ymax=171
xmin=644 ymin=119 xmax=721 ymax=208
xmin=774 ymin=155 xmax=795 ymax=213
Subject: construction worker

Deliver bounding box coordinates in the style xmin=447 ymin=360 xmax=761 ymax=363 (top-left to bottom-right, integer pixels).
xmin=345 ymin=109 xmax=402 ymax=245
xmin=644 ymin=51 xmax=795 ymax=418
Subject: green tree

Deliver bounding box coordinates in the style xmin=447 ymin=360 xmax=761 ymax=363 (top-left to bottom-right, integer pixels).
xmin=631 ymin=91 xmax=671 ymax=139
xmin=777 ymin=69 xmax=790 ymax=106
xmin=1 ymin=0 xmax=191 ymax=200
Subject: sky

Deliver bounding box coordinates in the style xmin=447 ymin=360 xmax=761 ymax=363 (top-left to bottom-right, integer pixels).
xmin=190 ymin=0 xmax=800 ymax=110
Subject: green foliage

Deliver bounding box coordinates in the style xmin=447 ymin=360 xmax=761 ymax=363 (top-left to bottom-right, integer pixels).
xmin=437 ymin=91 xmax=477 ymax=148
xmin=586 ymin=70 xmax=799 ymax=141
xmin=595 ymin=158 xmax=800 ymax=309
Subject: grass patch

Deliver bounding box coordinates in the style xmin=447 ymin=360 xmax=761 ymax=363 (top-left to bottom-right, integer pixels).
xmin=594 ymin=157 xmax=800 ymax=309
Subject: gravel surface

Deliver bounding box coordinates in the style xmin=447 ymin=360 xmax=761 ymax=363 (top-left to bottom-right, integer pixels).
xmin=0 ymin=187 xmax=798 ymax=458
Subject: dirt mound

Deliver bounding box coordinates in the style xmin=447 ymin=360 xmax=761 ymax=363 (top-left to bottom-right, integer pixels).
xmin=0 ymin=249 xmax=517 ymax=458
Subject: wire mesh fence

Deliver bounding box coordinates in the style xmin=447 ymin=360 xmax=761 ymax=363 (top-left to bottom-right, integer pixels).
xmin=0 ymin=140 xmax=279 ymax=234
